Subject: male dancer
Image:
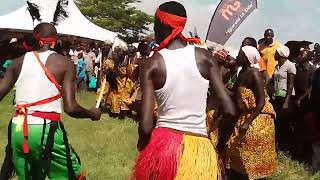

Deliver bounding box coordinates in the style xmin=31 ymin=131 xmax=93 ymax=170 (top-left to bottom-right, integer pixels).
xmin=0 ymin=23 xmax=101 ymax=180
xmin=133 ymin=2 xmax=235 ymax=179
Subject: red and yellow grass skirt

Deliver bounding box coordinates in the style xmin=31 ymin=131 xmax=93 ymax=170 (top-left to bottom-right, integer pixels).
xmin=133 ymin=128 xmax=219 ymax=180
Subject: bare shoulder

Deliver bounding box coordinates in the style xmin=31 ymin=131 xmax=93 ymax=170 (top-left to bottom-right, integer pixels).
xmin=49 ymin=53 xmax=73 ymax=69
xmin=141 ymin=52 xmax=163 ymax=73
xmin=195 ymin=47 xmax=212 ymax=60
xmin=194 ymin=47 xmax=218 ymax=67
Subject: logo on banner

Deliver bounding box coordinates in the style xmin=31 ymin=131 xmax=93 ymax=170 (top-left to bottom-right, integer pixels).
xmin=220 ymin=0 xmax=241 ymax=21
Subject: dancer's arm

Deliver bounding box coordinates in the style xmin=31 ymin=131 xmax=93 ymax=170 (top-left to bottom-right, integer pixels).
xmin=196 ymin=48 xmax=236 ymax=153
xmin=239 ymin=69 xmax=265 ymax=134
xmin=0 ymin=57 xmax=22 ymax=101
xmin=62 ymin=60 xmax=101 ymax=121
xmin=137 ymin=55 xmax=156 ymax=151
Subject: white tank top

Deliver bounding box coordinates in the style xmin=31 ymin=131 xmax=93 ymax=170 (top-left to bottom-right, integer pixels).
xmin=155 ymin=45 xmax=209 ymax=136
xmin=14 ymin=51 xmax=62 ymax=121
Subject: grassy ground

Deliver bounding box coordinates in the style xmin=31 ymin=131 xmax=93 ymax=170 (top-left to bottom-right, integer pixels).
xmin=0 ymin=91 xmax=319 ymax=179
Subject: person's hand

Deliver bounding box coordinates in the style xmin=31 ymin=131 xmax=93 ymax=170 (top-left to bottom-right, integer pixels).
xmin=90 ymin=107 xmax=102 ymax=121
xmin=239 ymin=123 xmax=250 ymax=135
xmin=213 ymin=49 xmax=229 ymax=62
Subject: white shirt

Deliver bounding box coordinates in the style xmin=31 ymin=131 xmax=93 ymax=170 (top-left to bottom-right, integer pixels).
xmin=13 ymin=51 xmax=62 ymax=124
xmin=273 ymin=60 xmax=296 ymax=96
xmin=155 ymin=45 xmax=209 ymax=136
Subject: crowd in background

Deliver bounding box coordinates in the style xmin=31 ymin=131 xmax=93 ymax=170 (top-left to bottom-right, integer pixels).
xmin=1 ymin=29 xmax=320 ymax=174
xmin=211 ymin=29 xmax=320 ymax=174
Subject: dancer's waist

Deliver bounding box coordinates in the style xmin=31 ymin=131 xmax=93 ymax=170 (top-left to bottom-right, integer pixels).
xmin=12 ymin=111 xmax=61 ymax=125
xmin=156 ymin=127 xmax=208 ymax=138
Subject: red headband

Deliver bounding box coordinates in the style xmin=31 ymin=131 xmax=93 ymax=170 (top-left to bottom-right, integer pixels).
xmin=154 ymin=8 xmax=201 ymax=51
xmin=33 ymin=32 xmax=57 ymax=48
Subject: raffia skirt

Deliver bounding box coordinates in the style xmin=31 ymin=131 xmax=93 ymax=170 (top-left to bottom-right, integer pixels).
xmin=132 ymin=128 xmax=219 ymax=180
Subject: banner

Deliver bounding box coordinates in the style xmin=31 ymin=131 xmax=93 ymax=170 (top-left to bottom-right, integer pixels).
xmin=206 ymin=0 xmax=257 ymax=45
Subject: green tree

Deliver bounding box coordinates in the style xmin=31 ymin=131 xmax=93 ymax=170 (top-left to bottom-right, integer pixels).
xmin=76 ymin=0 xmax=153 ymax=43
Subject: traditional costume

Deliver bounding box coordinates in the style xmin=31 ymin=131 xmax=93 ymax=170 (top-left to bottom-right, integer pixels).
xmin=0 ymin=34 xmax=84 ymax=180
xmin=133 ymin=8 xmax=219 ymax=180
xmin=226 ymin=46 xmax=276 ymax=179
xmin=97 ymin=55 xmax=138 ymax=116
xmin=104 ymin=59 xmax=136 ymax=114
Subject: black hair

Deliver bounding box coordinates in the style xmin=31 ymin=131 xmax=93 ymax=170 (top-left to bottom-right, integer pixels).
xmin=242 ymin=37 xmax=257 ymax=48
xmin=34 ymin=22 xmax=57 ymax=38
xmin=106 ymin=70 xmax=118 ymax=92
xmin=158 ymin=1 xmax=186 ymax=17
xmin=264 ymin=29 xmax=274 ymax=34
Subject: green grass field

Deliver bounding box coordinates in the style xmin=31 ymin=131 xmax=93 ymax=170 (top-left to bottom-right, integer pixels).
xmin=1 ymin=91 xmax=320 ymax=180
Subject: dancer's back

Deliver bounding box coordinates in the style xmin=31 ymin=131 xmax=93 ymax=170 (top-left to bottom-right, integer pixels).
xmin=156 ymin=45 xmax=209 ymax=135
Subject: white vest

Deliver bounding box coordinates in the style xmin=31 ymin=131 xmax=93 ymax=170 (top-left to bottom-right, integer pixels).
xmin=155 ymin=45 xmax=209 ymax=136
xmin=13 ymin=51 xmax=62 ymax=124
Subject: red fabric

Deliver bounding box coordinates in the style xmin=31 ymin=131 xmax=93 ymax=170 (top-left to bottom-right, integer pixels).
xmin=33 ymin=33 xmax=57 ymax=44
xmin=15 ymin=112 xmax=61 ymax=121
xmin=33 ymin=32 xmax=57 ymax=48
xmin=154 ymin=8 xmax=201 ymax=52
xmin=77 ymin=172 xmax=86 ymax=180
xmin=33 ymin=51 xmax=62 ymax=92
xmin=133 ymin=128 xmax=183 ymax=180
xmin=15 ymin=51 xmax=62 ymax=153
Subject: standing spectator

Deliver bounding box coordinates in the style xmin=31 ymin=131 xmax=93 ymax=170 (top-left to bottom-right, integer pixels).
xmin=258 ymin=29 xmax=281 ymax=83
xmin=83 ymin=47 xmax=96 ymax=82
xmin=306 ymin=68 xmax=320 ymax=171
xmin=294 ymin=50 xmax=315 ymax=109
xmin=76 ymin=52 xmax=87 ymax=90
xmin=69 ymin=46 xmax=79 ymax=66
xmin=293 ymin=49 xmax=316 ymax=162
xmin=272 ymin=45 xmax=296 ymax=151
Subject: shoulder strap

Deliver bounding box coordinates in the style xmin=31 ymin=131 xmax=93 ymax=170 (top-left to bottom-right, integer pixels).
xmin=33 ymin=51 xmax=62 ymax=93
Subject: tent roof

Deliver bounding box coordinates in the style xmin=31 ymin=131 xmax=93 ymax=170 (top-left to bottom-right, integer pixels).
xmin=0 ymin=0 xmax=117 ymax=42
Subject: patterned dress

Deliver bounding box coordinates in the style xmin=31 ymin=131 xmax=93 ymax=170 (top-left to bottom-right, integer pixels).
xmin=97 ymin=59 xmax=137 ymax=113
xmin=206 ymin=109 xmax=219 ymax=147
xmin=226 ymin=86 xmax=276 ymax=179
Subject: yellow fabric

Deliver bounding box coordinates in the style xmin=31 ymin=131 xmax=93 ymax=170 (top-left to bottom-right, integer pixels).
xmin=103 ymin=59 xmax=115 ymax=71
xmin=175 ymin=135 xmax=219 ymax=180
xmin=98 ymin=59 xmax=138 ymax=113
xmin=258 ymin=41 xmax=281 ymax=78
xmin=206 ymin=110 xmax=219 ymax=147
xmin=226 ymin=87 xmax=276 ymax=179
xmin=107 ymin=76 xmax=135 ymax=113
xmin=96 ymin=59 xmax=114 ymax=103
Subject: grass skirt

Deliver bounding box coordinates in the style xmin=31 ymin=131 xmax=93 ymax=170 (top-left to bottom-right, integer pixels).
xmin=133 ymin=128 xmax=219 ymax=180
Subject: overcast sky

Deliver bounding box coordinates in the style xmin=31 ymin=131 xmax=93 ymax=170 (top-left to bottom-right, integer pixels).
xmin=134 ymin=0 xmax=320 ymax=49
xmin=2 ymin=0 xmax=320 ymax=49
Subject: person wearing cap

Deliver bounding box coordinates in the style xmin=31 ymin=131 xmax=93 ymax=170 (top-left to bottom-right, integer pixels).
xmin=272 ymin=45 xmax=296 ymax=151
xmin=226 ymin=46 xmax=276 ymax=179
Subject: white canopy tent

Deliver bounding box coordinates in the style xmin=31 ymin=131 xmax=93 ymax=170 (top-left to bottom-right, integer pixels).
xmin=0 ymin=0 xmax=117 ymax=42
